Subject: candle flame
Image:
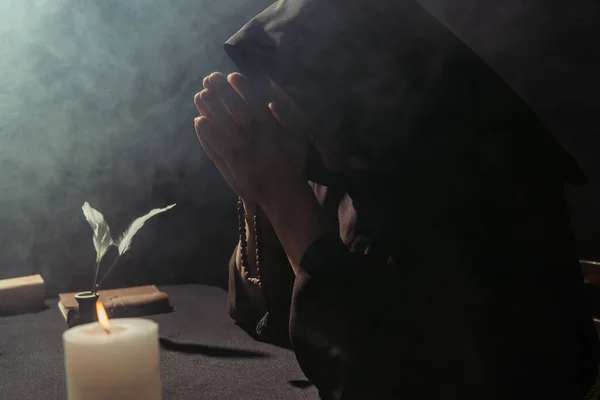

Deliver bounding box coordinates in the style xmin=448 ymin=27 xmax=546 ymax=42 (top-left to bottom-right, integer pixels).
xmin=96 ymin=300 xmax=111 ymax=333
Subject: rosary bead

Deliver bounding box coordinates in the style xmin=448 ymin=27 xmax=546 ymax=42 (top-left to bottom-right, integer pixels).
xmin=237 ymin=197 xmax=270 ymax=337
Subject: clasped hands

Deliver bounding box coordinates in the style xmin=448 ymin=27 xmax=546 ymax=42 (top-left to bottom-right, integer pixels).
xmin=194 ymin=72 xmax=312 ymax=206
xmin=194 ymin=72 xmax=333 ymax=267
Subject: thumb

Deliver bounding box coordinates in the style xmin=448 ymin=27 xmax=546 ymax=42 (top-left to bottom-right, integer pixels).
xmin=269 ymin=100 xmax=316 ymax=139
xmin=267 ymin=79 xmax=324 ymax=141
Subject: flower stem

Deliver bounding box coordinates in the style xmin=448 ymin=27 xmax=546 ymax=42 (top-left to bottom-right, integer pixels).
xmin=96 ymin=255 xmax=121 ymax=293
xmin=91 ymin=260 xmax=101 ymax=294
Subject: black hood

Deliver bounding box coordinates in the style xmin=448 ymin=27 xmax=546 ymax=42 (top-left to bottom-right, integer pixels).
xmin=224 ymin=0 xmax=584 ymax=182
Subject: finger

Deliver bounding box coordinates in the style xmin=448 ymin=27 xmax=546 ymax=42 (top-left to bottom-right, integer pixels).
xmin=198 ymin=88 xmax=247 ymax=145
xmin=227 ymin=72 xmax=275 ymax=123
xmin=195 ymin=118 xmax=245 ymax=198
xmin=203 ymin=75 xmax=212 ymax=90
xmin=208 ymin=72 xmax=265 ymax=135
xmin=194 ymin=115 xmax=230 ymax=158
xmin=194 ymin=90 xmax=213 ymax=119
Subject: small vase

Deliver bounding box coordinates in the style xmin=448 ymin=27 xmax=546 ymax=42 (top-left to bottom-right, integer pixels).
xmin=69 ymin=291 xmax=100 ymax=327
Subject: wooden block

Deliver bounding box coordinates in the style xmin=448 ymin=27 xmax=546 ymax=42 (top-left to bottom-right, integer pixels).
xmin=0 ymin=274 xmax=46 ymax=315
xmin=582 ymin=260 xmax=600 ymax=287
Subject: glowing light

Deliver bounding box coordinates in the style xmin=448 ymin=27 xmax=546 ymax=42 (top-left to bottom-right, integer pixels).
xmin=96 ymin=301 xmax=111 ymax=334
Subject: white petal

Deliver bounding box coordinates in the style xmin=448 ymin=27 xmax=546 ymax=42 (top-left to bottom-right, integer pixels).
xmin=116 ymin=204 xmax=176 ymax=255
xmin=82 ymin=202 xmax=114 ymax=263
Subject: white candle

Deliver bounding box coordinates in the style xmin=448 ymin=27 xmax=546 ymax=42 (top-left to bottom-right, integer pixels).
xmin=63 ymin=314 xmax=162 ymax=400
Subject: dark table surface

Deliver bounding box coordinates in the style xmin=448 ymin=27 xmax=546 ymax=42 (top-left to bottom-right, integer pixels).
xmin=0 ymin=284 xmax=318 ymax=399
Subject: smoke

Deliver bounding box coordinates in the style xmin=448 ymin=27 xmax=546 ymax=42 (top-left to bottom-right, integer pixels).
xmin=0 ymin=0 xmax=274 ymax=292
xmin=3 ymin=0 xmax=597 ymax=292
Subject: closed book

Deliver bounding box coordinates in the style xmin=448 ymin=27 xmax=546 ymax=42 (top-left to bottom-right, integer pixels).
xmin=58 ymin=285 xmax=172 ymax=325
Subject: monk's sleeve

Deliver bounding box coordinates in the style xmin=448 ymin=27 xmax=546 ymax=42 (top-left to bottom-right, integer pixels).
xmin=298 ymin=233 xmax=401 ymax=317
xmin=290 ymin=233 xmax=405 ymax=398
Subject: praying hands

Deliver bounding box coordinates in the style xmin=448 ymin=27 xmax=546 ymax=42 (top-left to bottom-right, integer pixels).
xmin=193 ymin=72 xmax=308 ymax=205
xmin=193 ymin=72 xmax=331 ymax=269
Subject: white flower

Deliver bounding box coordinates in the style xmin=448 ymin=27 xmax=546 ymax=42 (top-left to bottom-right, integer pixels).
xmin=82 ymin=202 xmax=177 ymax=292
xmin=82 ymin=202 xmax=114 ymax=264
